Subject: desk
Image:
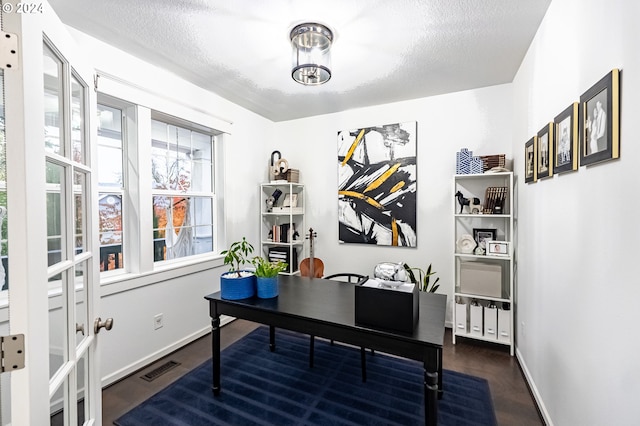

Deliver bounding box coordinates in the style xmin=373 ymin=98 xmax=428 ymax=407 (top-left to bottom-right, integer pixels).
xmin=205 ymin=275 xmax=446 ymax=425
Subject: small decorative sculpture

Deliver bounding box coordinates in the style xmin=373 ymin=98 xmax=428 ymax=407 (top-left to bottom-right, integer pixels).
xmin=271 ymin=189 xmax=283 ymax=205
xmin=265 ymin=196 xmax=275 ymax=212
xmin=269 ymin=150 xmax=290 ymax=181
xmin=455 ymin=191 xmax=482 ymax=214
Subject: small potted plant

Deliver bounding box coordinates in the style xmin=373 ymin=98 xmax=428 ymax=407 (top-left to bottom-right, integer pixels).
xmin=403 ymin=262 xmax=440 ymax=293
xmin=220 ymin=237 xmax=256 ymax=299
xmin=251 ymin=256 xmax=288 ymax=298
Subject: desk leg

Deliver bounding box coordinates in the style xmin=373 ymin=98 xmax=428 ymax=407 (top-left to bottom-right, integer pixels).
xmin=424 ymin=355 xmax=438 ymax=425
xmin=438 ymin=347 xmax=443 ymax=400
xmin=269 ymin=325 xmax=276 ymax=352
xmin=211 ymin=316 xmax=221 ymax=396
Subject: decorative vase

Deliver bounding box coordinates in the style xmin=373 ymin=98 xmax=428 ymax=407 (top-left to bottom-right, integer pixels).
xmin=220 ymin=270 xmax=256 ymax=300
xmin=256 ymin=276 xmax=278 ymax=298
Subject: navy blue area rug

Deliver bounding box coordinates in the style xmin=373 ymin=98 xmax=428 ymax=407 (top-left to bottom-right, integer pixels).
xmin=115 ymin=326 xmax=496 ymax=425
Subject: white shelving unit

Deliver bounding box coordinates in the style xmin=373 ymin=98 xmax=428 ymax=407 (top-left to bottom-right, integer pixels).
xmin=260 ymin=183 xmax=305 ymax=275
xmin=452 ymin=172 xmax=515 ymax=355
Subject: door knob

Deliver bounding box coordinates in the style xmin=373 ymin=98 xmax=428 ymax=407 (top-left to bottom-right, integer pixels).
xmin=94 ymin=317 xmax=114 ymax=334
xmin=76 ymin=323 xmax=85 ymax=335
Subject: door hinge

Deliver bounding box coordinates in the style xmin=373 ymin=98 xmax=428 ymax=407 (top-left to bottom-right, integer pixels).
xmin=0 ymin=30 xmax=19 ymax=71
xmin=94 ymin=74 xmax=99 ymax=92
xmin=1 ymin=334 xmax=25 ymax=373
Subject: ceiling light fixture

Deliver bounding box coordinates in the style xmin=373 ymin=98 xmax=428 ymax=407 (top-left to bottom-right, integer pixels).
xmin=290 ymin=22 xmax=333 ymax=86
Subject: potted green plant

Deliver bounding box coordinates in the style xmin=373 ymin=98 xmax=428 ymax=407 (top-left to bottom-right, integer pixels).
xmin=403 ymin=262 xmax=440 ymax=293
xmin=251 ymin=256 xmax=288 ymax=298
xmin=220 ymin=237 xmax=256 ymax=299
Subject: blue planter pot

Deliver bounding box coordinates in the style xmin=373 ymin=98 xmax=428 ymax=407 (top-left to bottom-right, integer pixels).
xmin=220 ymin=271 xmax=256 ymax=300
xmin=256 ymin=276 xmax=279 ymax=298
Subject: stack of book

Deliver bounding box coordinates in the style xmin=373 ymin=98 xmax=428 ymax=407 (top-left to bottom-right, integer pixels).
xmin=483 ymin=187 xmax=507 ymax=214
xmin=267 ymin=247 xmax=297 ymax=273
xmin=271 ymin=223 xmax=296 ymax=243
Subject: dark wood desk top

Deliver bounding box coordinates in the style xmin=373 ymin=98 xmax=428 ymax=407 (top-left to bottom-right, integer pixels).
xmin=205 ymin=274 xmax=446 ymax=348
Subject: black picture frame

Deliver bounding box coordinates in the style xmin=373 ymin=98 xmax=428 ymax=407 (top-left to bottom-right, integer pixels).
xmin=473 ymin=228 xmax=497 ymax=252
xmin=536 ymin=123 xmax=553 ymax=180
xmin=579 ymin=69 xmax=620 ymax=166
xmin=553 ymin=103 xmax=579 ymax=174
xmin=525 ymin=136 xmax=537 ymax=183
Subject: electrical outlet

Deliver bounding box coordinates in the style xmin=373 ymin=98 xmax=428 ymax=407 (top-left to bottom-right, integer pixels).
xmin=154 ymin=313 xmax=164 ymax=330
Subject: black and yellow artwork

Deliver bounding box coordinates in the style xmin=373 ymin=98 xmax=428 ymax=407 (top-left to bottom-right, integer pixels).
xmin=337 ymin=122 xmax=417 ymax=246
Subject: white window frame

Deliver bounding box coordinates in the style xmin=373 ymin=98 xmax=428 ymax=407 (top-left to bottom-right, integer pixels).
xmin=149 ymin=112 xmax=219 ymax=265
xmin=96 ymin=96 xmax=128 ymax=276
xmin=94 ymin=75 xmax=228 ymax=288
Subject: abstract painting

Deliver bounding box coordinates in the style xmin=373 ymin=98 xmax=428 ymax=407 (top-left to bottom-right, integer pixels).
xmin=337 ymin=121 xmax=417 ymax=246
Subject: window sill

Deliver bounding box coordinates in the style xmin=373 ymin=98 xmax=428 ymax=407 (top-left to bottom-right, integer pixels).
xmin=100 ymin=253 xmax=225 ymax=297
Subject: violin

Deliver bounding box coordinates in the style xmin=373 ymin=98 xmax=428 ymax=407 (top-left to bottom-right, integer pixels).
xmin=299 ymin=228 xmax=324 ymax=278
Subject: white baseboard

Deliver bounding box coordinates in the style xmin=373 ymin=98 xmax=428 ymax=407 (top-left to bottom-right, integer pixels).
xmin=516 ymin=346 xmax=553 ymax=426
xmin=101 ymin=315 xmax=235 ymax=388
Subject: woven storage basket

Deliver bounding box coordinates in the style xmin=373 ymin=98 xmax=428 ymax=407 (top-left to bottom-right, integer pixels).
xmin=286 ymin=169 xmax=299 ymax=183
xmin=479 ymin=154 xmax=506 ymax=172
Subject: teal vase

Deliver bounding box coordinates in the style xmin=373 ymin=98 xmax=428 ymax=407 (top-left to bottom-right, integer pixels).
xmin=256 ymin=276 xmax=278 ymax=298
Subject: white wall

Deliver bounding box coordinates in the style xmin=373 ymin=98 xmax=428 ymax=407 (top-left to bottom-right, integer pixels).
xmin=512 ymin=0 xmax=640 ymax=424
xmin=273 ymin=84 xmax=513 ymax=324
xmin=66 ymin=30 xmax=272 ymax=385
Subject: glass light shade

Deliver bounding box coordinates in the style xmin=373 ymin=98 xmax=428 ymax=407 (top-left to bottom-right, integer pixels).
xmin=290 ymin=23 xmax=333 ymax=85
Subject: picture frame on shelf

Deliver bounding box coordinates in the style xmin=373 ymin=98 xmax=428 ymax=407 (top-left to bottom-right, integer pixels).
xmin=473 ymin=228 xmax=497 ymax=254
xmin=553 ymin=103 xmax=579 ymax=174
xmin=486 ymin=240 xmax=510 ymax=257
xmin=525 ymin=136 xmax=537 ymax=183
xmin=283 ymin=193 xmax=298 ymax=208
xmin=536 ymin=123 xmax=553 ymax=180
xmin=579 ymin=68 xmax=620 ymax=166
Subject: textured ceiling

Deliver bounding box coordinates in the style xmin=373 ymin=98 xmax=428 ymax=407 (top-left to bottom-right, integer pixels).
xmin=49 ymin=0 xmax=551 ymax=122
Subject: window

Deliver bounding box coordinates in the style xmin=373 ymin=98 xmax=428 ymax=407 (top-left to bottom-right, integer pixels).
xmin=150 ymin=119 xmax=215 ymax=262
xmin=97 ymin=103 xmax=124 ymax=271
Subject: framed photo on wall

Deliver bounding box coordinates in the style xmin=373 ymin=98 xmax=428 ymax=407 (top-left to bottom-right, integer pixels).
xmin=536 ymin=123 xmax=553 ymax=180
xmin=553 ymin=103 xmax=579 ymax=174
xmin=525 ymin=136 xmax=537 ymax=183
xmin=579 ymin=69 xmax=620 ymax=166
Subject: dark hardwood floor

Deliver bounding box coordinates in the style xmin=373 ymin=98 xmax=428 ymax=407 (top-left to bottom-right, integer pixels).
xmin=101 ymin=319 xmax=543 ymax=425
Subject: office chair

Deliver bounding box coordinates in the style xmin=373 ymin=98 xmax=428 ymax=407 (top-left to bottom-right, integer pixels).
xmin=310 ymin=273 xmax=371 ymax=382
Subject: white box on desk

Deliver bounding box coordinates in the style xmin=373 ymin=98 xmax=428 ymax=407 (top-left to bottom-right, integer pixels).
xmin=483 ymin=306 xmax=498 ymax=339
xmin=497 ymin=308 xmax=511 ymax=343
xmin=469 ymin=304 xmax=483 ymax=337
xmin=455 ymin=302 xmax=468 ymax=333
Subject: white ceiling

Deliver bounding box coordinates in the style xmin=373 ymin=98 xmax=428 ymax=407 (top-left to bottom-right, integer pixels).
xmin=49 ymin=0 xmax=551 ymax=122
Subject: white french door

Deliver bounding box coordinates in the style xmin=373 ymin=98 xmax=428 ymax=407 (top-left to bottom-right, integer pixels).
xmin=3 ymin=2 xmax=103 ymax=425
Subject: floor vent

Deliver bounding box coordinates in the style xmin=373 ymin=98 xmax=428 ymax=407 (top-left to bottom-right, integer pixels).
xmin=140 ymin=360 xmax=181 ymax=382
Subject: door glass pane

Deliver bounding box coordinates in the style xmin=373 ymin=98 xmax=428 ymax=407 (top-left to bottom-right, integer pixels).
xmin=0 ymin=65 xmax=10 ymax=426
xmin=76 ymin=353 xmax=88 ymax=425
xmin=0 ymin=70 xmax=7 ymax=292
xmin=43 ymin=44 xmax=64 ymax=156
xmin=46 ymin=162 xmax=65 ymax=266
xmin=74 ymin=261 xmax=88 ymax=347
xmin=49 ymin=271 xmax=67 ymax=379
xmin=73 ymin=170 xmax=86 ymax=255
xmin=70 ymin=74 xmax=85 ymax=164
